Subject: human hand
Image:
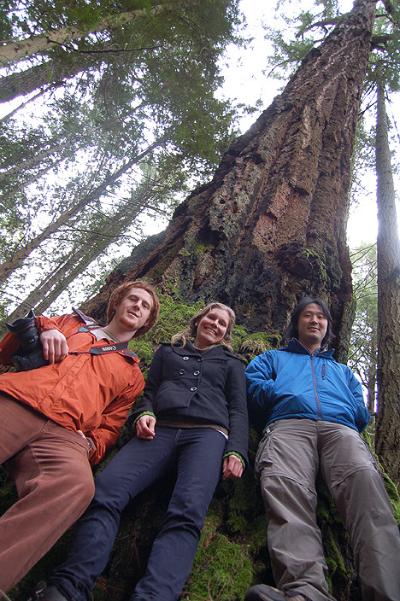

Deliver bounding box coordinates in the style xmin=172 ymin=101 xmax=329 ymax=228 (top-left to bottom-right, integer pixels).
xmin=222 ymin=454 xmax=244 ymax=480
xmin=136 ymin=415 xmax=156 ymax=440
xmin=77 ymin=430 xmax=96 ymax=456
xmin=40 ymin=329 xmax=68 ymax=363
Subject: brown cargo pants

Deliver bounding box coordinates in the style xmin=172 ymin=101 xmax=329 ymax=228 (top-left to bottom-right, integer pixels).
xmin=256 ymin=419 xmax=400 ymax=601
xmin=0 ymin=394 xmax=95 ymax=593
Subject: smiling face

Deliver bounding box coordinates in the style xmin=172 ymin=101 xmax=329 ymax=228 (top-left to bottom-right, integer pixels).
xmin=194 ymin=307 xmax=231 ymax=349
xmin=111 ymin=286 xmax=154 ymax=335
xmin=297 ymin=302 xmax=328 ymax=353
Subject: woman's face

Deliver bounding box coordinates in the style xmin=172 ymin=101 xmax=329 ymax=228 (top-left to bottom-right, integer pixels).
xmin=194 ymin=307 xmax=231 ymax=349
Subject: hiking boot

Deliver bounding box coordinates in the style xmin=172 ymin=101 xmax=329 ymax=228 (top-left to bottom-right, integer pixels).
xmin=245 ymin=585 xmax=308 ymax=601
xmin=27 ymin=582 xmax=68 ymax=601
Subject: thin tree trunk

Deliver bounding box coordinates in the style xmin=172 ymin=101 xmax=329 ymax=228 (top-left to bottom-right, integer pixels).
xmin=0 ymin=2 xmax=174 ymax=68
xmin=374 ymin=79 xmax=400 ymax=482
xmin=0 ymin=55 xmax=95 ymax=103
xmin=0 ymin=138 xmax=164 ymax=285
xmin=366 ymin=332 xmax=377 ymax=413
xmin=3 ymin=177 xmax=163 ymax=319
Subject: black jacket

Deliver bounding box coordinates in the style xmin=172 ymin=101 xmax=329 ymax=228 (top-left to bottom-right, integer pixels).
xmin=133 ymin=342 xmax=248 ymax=463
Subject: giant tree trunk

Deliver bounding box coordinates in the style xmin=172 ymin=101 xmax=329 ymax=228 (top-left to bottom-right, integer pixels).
xmin=375 ymin=80 xmax=400 ymax=482
xmin=85 ymin=0 xmax=377 ymax=361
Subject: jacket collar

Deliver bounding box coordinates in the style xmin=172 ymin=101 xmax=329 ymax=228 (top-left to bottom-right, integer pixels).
xmin=171 ymin=341 xmax=239 ymax=360
xmin=281 ymin=338 xmax=335 ymax=359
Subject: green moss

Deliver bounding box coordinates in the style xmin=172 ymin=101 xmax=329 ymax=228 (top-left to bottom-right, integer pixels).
xmin=185 ymin=524 xmax=253 ymax=601
xmin=130 ymin=293 xmax=205 ymax=369
xmin=324 ymin=530 xmax=347 ymax=579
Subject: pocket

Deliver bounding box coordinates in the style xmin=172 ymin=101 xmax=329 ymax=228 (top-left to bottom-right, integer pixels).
xmin=255 ymin=426 xmax=275 ymax=476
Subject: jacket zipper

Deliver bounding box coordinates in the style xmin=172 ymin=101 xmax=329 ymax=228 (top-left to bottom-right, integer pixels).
xmin=310 ymin=355 xmax=323 ymax=419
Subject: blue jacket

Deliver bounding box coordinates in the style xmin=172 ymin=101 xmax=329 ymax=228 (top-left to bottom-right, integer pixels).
xmin=245 ymin=339 xmax=370 ymax=433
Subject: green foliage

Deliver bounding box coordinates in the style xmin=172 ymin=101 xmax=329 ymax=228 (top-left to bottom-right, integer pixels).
xmin=0 ymin=0 xmax=246 ymax=313
xmin=348 ymin=244 xmax=377 ymax=410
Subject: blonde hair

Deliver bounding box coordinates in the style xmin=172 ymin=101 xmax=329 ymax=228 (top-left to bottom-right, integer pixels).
xmin=172 ymin=302 xmax=236 ymax=350
xmin=107 ymin=280 xmax=160 ymax=337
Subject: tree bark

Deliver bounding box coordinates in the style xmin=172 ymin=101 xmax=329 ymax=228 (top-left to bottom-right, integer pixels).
xmin=85 ymin=0 xmax=377 ymax=362
xmin=374 ymin=79 xmax=400 ymax=482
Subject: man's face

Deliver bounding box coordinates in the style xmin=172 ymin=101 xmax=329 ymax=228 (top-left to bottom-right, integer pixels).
xmin=113 ymin=286 xmax=153 ymax=333
xmin=297 ymin=303 xmax=328 ymax=349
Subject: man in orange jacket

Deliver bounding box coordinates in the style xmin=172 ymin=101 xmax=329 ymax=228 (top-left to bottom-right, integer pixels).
xmin=0 ymin=280 xmax=159 ymax=593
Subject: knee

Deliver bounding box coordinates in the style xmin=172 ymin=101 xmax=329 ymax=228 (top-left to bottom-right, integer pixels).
xmin=67 ymin=469 xmax=95 ymax=512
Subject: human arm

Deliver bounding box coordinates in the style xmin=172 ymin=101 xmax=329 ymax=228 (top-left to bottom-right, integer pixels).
xmin=222 ymin=453 xmax=244 ymax=480
xmin=36 ymin=314 xmax=80 ymax=363
xmin=245 ymin=351 xmax=277 ymax=413
xmin=130 ymin=346 xmax=164 ymax=425
xmin=0 ymin=313 xmax=72 ymax=366
xmin=224 ymin=358 xmax=249 ymax=468
xmin=135 ymin=414 xmax=156 ymax=440
xmin=40 ymin=330 xmax=68 ymax=363
xmin=346 ymin=366 xmax=370 ymax=432
xmin=87 ymin=366 xmax=145 ymax=464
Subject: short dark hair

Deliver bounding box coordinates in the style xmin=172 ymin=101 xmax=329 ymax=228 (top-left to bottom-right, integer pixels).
xmin=286 ymin=296 xmax=333 ymax=349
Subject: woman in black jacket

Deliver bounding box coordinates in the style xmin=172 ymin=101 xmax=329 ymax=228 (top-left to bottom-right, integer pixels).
xmin=44 ymin=302 xmax=248 ymax=601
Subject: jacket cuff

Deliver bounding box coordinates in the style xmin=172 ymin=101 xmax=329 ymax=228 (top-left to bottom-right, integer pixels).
xmin=133 ymin=411 xmax=156 ymax=426
xmin=36 ymin=315 xmax=61 ymax=333
xmin=223 ymin=451 xmax=245 ymax=467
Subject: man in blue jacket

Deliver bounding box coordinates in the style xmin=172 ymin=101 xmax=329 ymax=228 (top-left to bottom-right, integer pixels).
xmin=245 ymin=297 xmax=400 ymax=601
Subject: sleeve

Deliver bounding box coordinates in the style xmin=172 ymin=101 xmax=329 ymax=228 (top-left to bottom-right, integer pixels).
xmin=36 ymin=314 xmax=75 ymax=334
xmin=0 ymin=331 xmax=20 ymax=365
xmin=87 ymin=365 xmax=145 ymax=464
xmin=245 ymin=351 xmax=277 ymax=412
xmin=346 ymin=366 xmax=370 ymax=432
xmin=0 ymin=313 xmax=75 ymax=365
xmin=224 ymin=359 xmax=249 ymax=465
xmin=130 ymin=346 xmax=164 ymax=421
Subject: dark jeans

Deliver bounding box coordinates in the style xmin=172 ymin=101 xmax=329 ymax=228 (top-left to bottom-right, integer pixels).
xmin=50 ymin=426 xmax=226 ymax=601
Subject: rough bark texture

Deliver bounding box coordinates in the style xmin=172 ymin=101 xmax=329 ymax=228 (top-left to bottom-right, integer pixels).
xmin=375 ymin=81 xmax=400 ymax=482
xmin=85 ymin=0 xmax=377 ymax=361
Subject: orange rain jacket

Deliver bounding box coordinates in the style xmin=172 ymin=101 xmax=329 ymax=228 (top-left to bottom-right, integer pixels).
xmin=0 ymin=312 xmax=144 ymax=464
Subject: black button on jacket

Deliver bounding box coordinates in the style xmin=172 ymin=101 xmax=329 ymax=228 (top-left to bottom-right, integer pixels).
xmin=133 ymin=343 xmax=248 ymax=463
